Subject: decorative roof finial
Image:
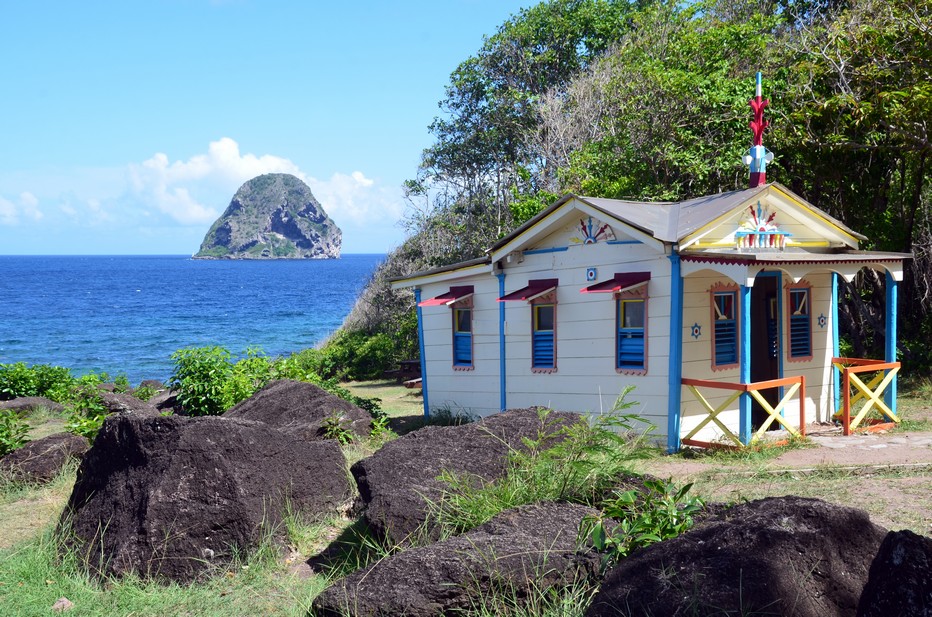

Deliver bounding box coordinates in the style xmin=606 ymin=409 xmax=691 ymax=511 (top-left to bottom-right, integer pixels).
xmin=743 ymin=72 xmax=773 ymax=188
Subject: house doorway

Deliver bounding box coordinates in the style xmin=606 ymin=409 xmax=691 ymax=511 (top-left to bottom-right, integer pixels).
xmin=750 ymin=273 xmax=782 ymax=429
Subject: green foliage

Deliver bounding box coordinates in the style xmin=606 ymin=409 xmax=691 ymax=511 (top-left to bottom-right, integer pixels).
xmin=169 ymin=346 xmax=235 ymax=416
xmin=0 ymin=362 xmax=75 ymax=403
xmin=112 ymin=374 xmax=130 ymax=393
xmin=430 ymin=391 xmax=655 ymax=537
xmin=64 ymin=373 xmax=110 ymax=441
xmin=317 ymin=330 xmax=399 ymax=382
xmin=320 ymin=413 xmax=356 ymax=445
xmin=131 ymin=384 xmax=157 ymax=402
xmin=0 ymin=410 xmax=30 ymax=457
xmin=580 ymin=478 xmax=704 ymax=571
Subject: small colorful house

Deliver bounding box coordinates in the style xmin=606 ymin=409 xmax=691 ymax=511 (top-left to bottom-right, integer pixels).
xmin=392 ymin=76 xmax=910 ymax=451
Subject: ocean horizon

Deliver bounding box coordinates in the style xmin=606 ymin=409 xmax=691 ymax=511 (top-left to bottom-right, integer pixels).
xmin=0 ymin=253 xmax=385 ymax=384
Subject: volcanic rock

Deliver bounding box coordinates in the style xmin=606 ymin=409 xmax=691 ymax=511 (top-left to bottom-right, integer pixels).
xmin=98 ymin=391 xmax=160 ymax=416
xmin=59 ymin=412 xmax=352 ymax=582
xmin=586 ymin=496 xmax=887 ymax=617
xmin=0 ymin=396 xmax=65 ymax=415
xmin=0 ymin=433 xmax=89 ymax=484
xmin=351 ymin=407 xmax=583 ymax=546
xmin=195 ymin=173 xmax=340 ymax=259
xmin=224 ymin=379 xmax=372 ymax=441
xmin=857 ymin=529 xmax=932 ymax=617
xmin=312 ymin=502 xmax=603 ymax=617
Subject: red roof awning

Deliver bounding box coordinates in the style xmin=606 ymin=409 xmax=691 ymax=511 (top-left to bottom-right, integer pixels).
xmin=581 ymin=272 xmax=650 ymax=294
xmin=418 ymin=285 xmax=474 ymax=307
xmin=498 ymin=278 xmax=558 ymax=302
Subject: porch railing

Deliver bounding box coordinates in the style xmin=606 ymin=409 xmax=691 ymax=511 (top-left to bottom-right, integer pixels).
xmin=680 ymin=376 xmax=806 ymax=449
xmin=832 ymin=357 xmax=900 ymax=435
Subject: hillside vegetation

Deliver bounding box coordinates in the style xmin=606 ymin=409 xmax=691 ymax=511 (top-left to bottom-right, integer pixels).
xmin=339 ymin=0 xmax=931 ymax=374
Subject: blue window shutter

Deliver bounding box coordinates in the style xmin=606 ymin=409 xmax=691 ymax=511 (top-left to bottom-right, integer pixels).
xmin=714 ymin=320 xmax=737 ymax=365
xmin=532 ymin=331 xmax=554 ymax=368
xmin=617 ymin=330 xmax=645 ymax=368
xmin=789 ymin=314 xmax=810 ymax=357
xmin=453 ymin=332 xmax=472 ymax=365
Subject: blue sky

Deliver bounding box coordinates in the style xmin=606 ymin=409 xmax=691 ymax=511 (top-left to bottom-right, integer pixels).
xmin=0 ymin=0 xmax=533 ymax=255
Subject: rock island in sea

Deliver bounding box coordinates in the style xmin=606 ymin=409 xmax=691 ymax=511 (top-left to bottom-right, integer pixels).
xmin=194 ymin=173 xmax=341 ymax=259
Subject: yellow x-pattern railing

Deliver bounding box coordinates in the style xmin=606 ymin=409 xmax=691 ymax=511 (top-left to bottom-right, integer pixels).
xmin=832 ymin=357 xmax=900 ymax=435
xmin=681 ymin=376 xmax=806 ymax=449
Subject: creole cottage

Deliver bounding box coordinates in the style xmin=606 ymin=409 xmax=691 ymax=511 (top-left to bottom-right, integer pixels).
xmin=392 ymin=75 xmax=910 ymax=451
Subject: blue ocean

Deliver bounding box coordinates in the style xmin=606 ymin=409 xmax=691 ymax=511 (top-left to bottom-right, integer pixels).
xmin=0 ymin=254 xmax=384 ymax=384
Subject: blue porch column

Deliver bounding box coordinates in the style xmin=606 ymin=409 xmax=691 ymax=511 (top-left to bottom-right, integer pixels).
xmin=739 ymin=283 xmax=752 ymax=445
xmin=497 ymin=272 xmax=507 ymax=412
xmin=414 ymin=288 xmax=429 ymax=418
xmin=885 ymin=271 xmax=898 ymax=413
xmin=666 ymin=254 xmax=683 ymax=453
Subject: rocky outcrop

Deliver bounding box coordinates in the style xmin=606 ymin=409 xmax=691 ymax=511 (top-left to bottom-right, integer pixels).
xmin=858 ymin=530 xmax=932 ymax=617
xmin=0 ymin=433 xmax=89 ymax=484
xmin=224 ymin=380 xmax=372 ymax=442
xmin=312 ymin=502 xmax=604 ymax=617
xmin=586 ymin=496 xmax=888 ymax=617
xmin=0 ymin=396 xmax=65 ymax=415
xmin=194 ymin=173 xmax=340 ymax=259
xmin=98 ymin=391 xmax=160 ymax=416
xmin=59 ymin=412 xmax=352 ymax=582
xmin=351 ymin=407 xmax=583 ymax=546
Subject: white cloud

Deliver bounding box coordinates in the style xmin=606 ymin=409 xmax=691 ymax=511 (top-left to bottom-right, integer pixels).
xmin=0 ymin=192 xmax=44 ymax=225
xmin=129 ymin=137 xmax=306 ymax=225
xmin=308 ymin=171 xmax=404 ymax=226
xmin=0 ymin=196 xmax=16 ymax=225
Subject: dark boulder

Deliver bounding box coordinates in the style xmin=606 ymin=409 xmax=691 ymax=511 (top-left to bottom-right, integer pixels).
xmin=224 ymin=379 xmax=372 ymax=441
xmin=0 ymin=433 xmax=89 ymax=484
xmin=351 ymin=407 xmax=583 ymax=545
xmin=59 ymin=412 xmax=352 ymax=583
xmin=98 ymin=391 xmax=160 ymax=416
xmin=857 ymin=529 xmax=932 ymax=617
xmin=312 ymin=502 xmax=603 ymax=617
xmin=0 ymin=396 xmax=65 ymax=415
xmin=586 ymin=496 xmax=887 ymax=617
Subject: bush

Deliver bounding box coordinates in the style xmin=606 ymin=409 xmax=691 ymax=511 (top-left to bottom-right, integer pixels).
xmin=580 ymin=478 xmax=704 ymax=572
xmin=0 ymin=362 xmax=75 ymax=402
xmin=0 ymin=409 xmax=30 ymax=457
xmin=169 ymin=346 xmax=235 ymax=416
xmin=0 ymin=362 xmax=39 ymax=400
xmin=64 ymin=373 xmax=110 ymax=441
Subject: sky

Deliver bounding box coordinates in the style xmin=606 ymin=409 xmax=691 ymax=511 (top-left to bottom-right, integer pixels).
xmin=0 ymin=0 xmax=534 ymax=255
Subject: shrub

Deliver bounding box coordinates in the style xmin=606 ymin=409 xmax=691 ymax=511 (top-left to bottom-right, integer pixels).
xmin=0 ymin=362 xmax=39 ymax=400
xmin=0 ymin=409 xmax=30 ymax=456
xmin=169 ymin=346 xmax=235 ymax=416
xmin=64 ymin=373 xmax=110 ymax=441
xmin=580 ymin=478 xmax=704 ymax=572
xmin=0 ymin=362 xmax=76 ymax=402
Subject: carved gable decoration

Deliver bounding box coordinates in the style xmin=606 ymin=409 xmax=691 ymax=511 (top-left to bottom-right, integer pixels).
xmin=735 ymin=201 xmax=791 ymax=250
xmin=570 ymin=216 xmax=616 ymax=245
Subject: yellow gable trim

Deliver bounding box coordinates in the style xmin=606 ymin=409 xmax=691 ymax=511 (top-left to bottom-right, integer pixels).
xmin=679 ymin=185 xmax=859 ymax=250
xmin=489 ymin=198 xmax=664 ymax=262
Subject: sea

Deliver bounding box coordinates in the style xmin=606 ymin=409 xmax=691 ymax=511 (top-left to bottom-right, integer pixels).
xmin=0 ymin=254 xmax=385 ymax=385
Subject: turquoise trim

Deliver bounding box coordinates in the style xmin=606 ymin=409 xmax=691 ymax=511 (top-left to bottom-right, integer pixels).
xmin=739 ymin=284 xmax=752 ymax=445
xmin=523 ymin=247 xmax=569 ymax=255
xmin=666 ymin=254 xmax=683 ymax=453
xmin=497 ymin=273 xmax=507 ymax=411
xmin=885 ymin=271 xmax=898 ymax=413
xmin=606 ymin=239 xmax=642 ymax=245
xmin=414 ymin=289 xmax=429 ymax=418
xmin=832 ymin=273 xmax=840 ymax=416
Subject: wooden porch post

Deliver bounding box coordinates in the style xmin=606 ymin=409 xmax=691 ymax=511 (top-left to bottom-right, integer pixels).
xmin=414 ymin=288 xmax=430 ymax=418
